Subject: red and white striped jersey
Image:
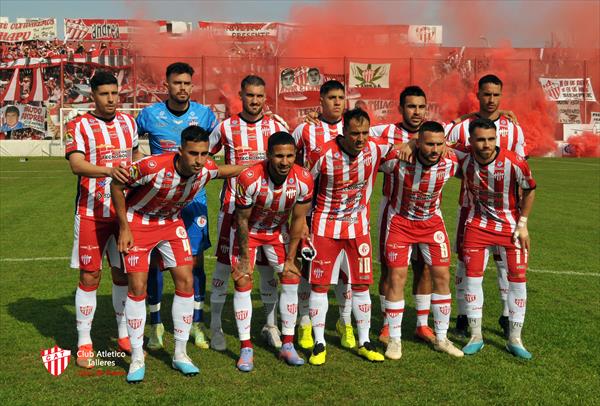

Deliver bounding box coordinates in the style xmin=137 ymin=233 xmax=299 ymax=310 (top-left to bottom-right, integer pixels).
xmin=370 ymin=122 xmax=416 ymax=199
xmin=209 ymin=113 xmax=286 ymax=214
xmin=380 ymin=151 xmax=459 ymax=221
xmin=124 ymin=153 xmax=219 ymax=225
xmin=447 ymin=114 xmax=527 ymax=157
xmin=456 ymin=147 xmax=536 ymax=235
xmin=65 ymin=112 xmax=138 ymax=219
xmin=292 ymin=118 xmax=343 ymax=165
xmin=235 ymin=161 xmax=314 ymax=235
xmin=308 ymin=138 xmax=393 ymax=239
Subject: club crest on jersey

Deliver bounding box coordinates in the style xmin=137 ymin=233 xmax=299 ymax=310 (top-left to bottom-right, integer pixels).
xmin=128 ymin=318 xmax=143 ymax=329
xmin=287 ymin=304 xmax=298 ymax=314
xmin=313 ymin=268 xmax=324 ymax=278
xmin=288 ymin=177 xmax=295 ymax=184
xmin=197 ymin=215 xmax=207 ymax=228
xmin=127 ymin=255 xmax=140 ymax=267
xmin=358 ymin=243 xmax=370 ymax=256
xmin=176 ymin=226 xmax=188 ymax=239
xmin=285 ymin=188 xmax=297 ymax=199
xmin=514 ymin=298 xmax=526 ymax=308
xmin=80 ymin=255 xmax=92 ymax=265
xmin=500 ymin=118 xmax=507 ymax=125
xmin=440 ymin=305 xmax=451 ymax=315
xmin=358 ymin=304 xmax=371 ymax=313
xmin=334 ymin=152 xmax=341 ymax=158
xmin=183 ymin=315 xmax=193 ymax=324
xmin=433 ymin=231 xmax=446 ymax=243
xmin=261 ymin=179 xmax=267 ymax=186
xmin=148 ymin=160 xmax=157 ymax=169
xmin=465 ymin=294 xmax=476 ymax=303
xmin=493 ymin=171 xmax=505 ymax=181
xmin=235 ymin=310 xmax=248 ymax=320
xmin=41 ymin=346 xmax=71 ymax=376
xmin=498 ymin=126 xmax=509 ymax=137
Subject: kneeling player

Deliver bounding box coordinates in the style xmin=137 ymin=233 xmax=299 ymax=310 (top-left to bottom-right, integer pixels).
xmin=111 ymin=126 xmax=243 ymax=382
xmin=379 ymin=121 xmax=464 ymax=359
xmin=231 ymin=132 xmax=313 ymax=372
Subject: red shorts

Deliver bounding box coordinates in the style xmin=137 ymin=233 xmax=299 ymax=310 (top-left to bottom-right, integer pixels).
xmin=229 ymin=229 xmax=288 ymax=274
xmin=70 ymin=215 xmax=120 ymax=272
xmin=123 ymin=219 xmax=193 ymax=273
xmin=462 ymin=225 xmax=528 ymax=281
xmin=384 ymin=214 xmax=451 ymax=268
xmin=216 ymin=211 xmax=270 ymax=266
xmin=380 ymin=202 xmax=423 ymax=267
xmin=309 ymin=233 xmax=372 ymax=286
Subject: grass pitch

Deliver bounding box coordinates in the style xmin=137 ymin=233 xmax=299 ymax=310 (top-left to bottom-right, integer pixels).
xmin=0 ymin=157 xmax=599 ymax=405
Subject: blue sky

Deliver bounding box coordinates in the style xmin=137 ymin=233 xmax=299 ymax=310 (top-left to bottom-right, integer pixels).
xmin=1 ymin=0 xmax=596 ymax=47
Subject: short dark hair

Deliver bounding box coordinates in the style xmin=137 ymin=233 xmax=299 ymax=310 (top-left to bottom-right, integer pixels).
xmin=343 ymin=108 xmax=370 ymax=130
xmin=280 ymin=68 xmax=294 ymax=78
xmin=241 ymin=75 xmax=266 ymax=90
xmin=4 ymin=106 xmax=19 ymax=116
xmin=468 ymin=117 xmax=496 ymax=136
xmin=399 ymin=86 xmax=426 ymax=107
xmin=268 ymin=131 xmax=296 ymax=154
xmin=308 ymin=67 xmax=319 ymax=75
xmin=166 ymin=62 xmax=194 ymax=79
xmin=181 ymin=125 xmax=210 ymax=145
xmin=90 ymin=71 xmax=117 ymax=91
xmin=419 ymin=121 xmax=445 ymax=136
xmin=478 ymin=74 xmax=503 ymax=89
xmin=320 ymin=80 xmax=344 ymax=96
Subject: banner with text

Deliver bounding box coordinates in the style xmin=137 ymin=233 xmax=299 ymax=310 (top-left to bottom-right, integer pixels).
xmin=539 ymin=77 xmax=597 ymax=102
xmin=0 ymin=18 xmax=57 ymax=42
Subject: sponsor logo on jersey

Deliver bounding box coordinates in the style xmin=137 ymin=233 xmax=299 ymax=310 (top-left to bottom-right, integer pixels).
xmin=493 ymin=171 xmax=505 ymax=181
xmin=358 ymin=243 xmax=370 ymax=256
xmin=176 ymin=226 xmax=188 ymax=239
xmin=433 ymin=231 xmax=446 ymax=243
xmin=79 ymin=305 xmax=93 ymax=316
xmin=80 ymin=255 xmax=92 ymax=265
xmin=128 ymin=318 xmax=143 ymax=329
xmin=41 ymin=346 xmax=71 ymax=376
xmin=235 ymin=310 xmax=248 ymax=320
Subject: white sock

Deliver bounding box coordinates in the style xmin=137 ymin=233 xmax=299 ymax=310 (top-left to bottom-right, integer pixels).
xmin=414 ymin=294 xmax=431 ymax=328
xmin=496 ymin=258 xmax=510 ymax=317
xmin=279 ymin=282 xmax=299 ymax=336
xmin=309 ymin=290 xmax=328 ymax=345
xmin=455 ymin=260 xmax=468 ymax=315
xmin=76 ymin=285 xmax=97 ymax=347
xmin=379 ymin=294 xmax=388 ymax=326
xmin=352 ymin=289 xmax=372 ymax=346
xmin=233 ymin=289 xmax=252 ymax=341
xmin=210 ymin=262 xmax=230 ymax=331
xmin=258 ymin=265 xmax=278 ymax=326
xmin=431 ymin=293 xmax=452 ymax=341
xmin=125 ymin=294 xmax=146 ymax=352
xmin=508 ymin=281 xmax=527 ymax=341
xmin=465 ymin=276 xmax=484 ymax=337
xmin=385 ymin=299 xmax=404 ymax=339
xmin=112 ymin=283 xmax=128 ymax=339
xmin=297 ymin=276 xmax=311 ymax=326
xmin=131 ymin=346 xmax=144 ymax=363
xmin=335 ymin=280 xmax=352 ymax=325
xmin=172 ymin=292 xmax=194 ymax=348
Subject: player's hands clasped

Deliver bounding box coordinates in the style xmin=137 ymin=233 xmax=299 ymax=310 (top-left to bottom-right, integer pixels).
xmin=109 ymin=166 xmax=130 ymax=184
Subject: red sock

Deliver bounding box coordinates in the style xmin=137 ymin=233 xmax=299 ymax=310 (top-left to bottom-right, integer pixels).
xmin=282 ymin=334 xmax=294 ymax=344
xmin=241 ymin=339 xmax=253 ymax=349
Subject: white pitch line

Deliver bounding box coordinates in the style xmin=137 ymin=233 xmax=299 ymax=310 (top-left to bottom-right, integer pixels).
xmin=1 ymin=255 xmax=597 ymax=277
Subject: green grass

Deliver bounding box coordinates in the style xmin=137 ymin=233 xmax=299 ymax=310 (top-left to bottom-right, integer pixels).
xmin=0 ymin=157 xmax=599 ymax=405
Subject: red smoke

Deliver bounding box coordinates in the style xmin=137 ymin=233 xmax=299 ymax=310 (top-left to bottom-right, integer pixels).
xmin=127 ymin=0 xmax=599 ymax=157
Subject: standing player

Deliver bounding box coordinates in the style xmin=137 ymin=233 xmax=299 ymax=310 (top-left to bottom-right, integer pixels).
xmin=136 ymin=62 xmax=217 ymax=350
xmin=447 ymin=74 xmax=527 ymax=337
xmin=111 ymin=126 xmax=244 ymax=382
xmin=306 ymin=108 xmax=393 ymax=365
xmin=231 ymin=132 xmax=313 ymax=371
xmin=379 ymin=121 xmax=464 ymax=359
xmin=209 ymin=75 xmax=288 ymax=351
xmin=292 ymin=80 xmax=355 ymax=351
xmin=66 ymin=71 xmax=142 ymax=368
xmin=455 ymin=118 xmax=536 ymax=359
xmin=370 ymin=86 xmax=436 ymax=346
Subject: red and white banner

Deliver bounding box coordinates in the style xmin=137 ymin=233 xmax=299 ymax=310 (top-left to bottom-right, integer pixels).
xmin=64 ymin=19 xmax=167 ymax=41
xmin=0 ymin=67 xmax=20 ymax=102
xmin=0 ymin=49 xmax=132 ymax=69
xmin=349 ymin=62 xmax=390 ymax=88
xmin=0 ymin=18 xmax=57 ymax=42
xmin=408 ymin=25 xmax=443 ymax=45
xmin=539 ymin=77 xmax=597 ymax=102
xmin=198 ymin=21 xmax=279 ymax=41
xmin=41 ymin=346 xmax=71 ymax=376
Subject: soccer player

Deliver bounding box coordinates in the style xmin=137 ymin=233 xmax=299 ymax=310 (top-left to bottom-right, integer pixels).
xmin=370 ymin=86 xmax=436 ymax=346
xmin=379 ymin=121 xmax=464 ymax=359
xmin=66 ymin=71 xmax=142 ymax=368
xmin=455 ymin=118 xmax=536 ymax=359
xmin=136 ymin=62 xmax=217 ymax=350
xmin=292 ymin=80 xmax=356 ymax=351
xmin=231 ymin=131 xmax=313 ymax=371
xmin=447 ymin=74 xmax=527 ymax=338
xmin=111 ymin=125 xmax=244 ymax=382
xmin=209 ymin=75 xmax=288 ymax=351
xmin=306 ymin=108 xmax=393 ymax=365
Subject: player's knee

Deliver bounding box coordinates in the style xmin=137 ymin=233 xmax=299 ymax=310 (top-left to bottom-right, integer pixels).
xmin=80 ymin=269 xmax=101 ymax=286
xmin=311 ymin=284 xmax=329 ymax=294
xmin=387 ymin=267 xmax=408 ymax=285
xmin=128 ymin=280 xmax=147 ymax=297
